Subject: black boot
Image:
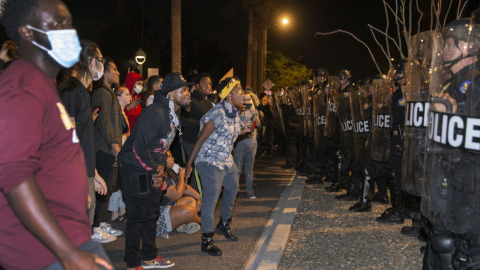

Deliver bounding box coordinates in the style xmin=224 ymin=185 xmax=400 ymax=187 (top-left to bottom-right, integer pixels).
xmin=376 ymin=207 xmax=405 ymax=224
xmin=325 ymin=181 xmax=343 ymax=192
xmin=335 ymin=182 xmax=359 ymax=201
xmin=349 ymin=165 xmax=373 ymax=212
xmin=376 ymin=167 xmax=405 ymax=223
xmin=401 ymin=212 xmax=422 ymax=237
xmin=201 ymin=233 xmax=222 ymax=256
xmin=372 ymin=193 xmax=389 ymax=204
xmin=215 ymin=218 xmax=238 ymax=241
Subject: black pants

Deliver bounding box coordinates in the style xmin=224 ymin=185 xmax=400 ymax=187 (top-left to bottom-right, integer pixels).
xmin=389 ymin=135 xmax=404 ymax=210
xmin=372 ymin=160 xmax=389 ymax=197
xmin=120 ymin=164 xmax=161 ymax=268
xmin=284 ymin=129 xmax=297 ymax=167
xmin=301 ymin=132 xmax=315 ymax=172
xmin=94 ymin=150 xmax=117 ymax=227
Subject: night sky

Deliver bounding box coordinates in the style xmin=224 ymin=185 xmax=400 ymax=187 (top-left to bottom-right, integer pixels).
xmin=1 ymin=0 xmax=478 ymax=87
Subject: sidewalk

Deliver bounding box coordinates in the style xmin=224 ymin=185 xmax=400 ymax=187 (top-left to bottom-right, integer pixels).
xmin=278 ymin=182 xmax=424 ymax=270
xmin=103 ymin=156 xmax=295 ymax=270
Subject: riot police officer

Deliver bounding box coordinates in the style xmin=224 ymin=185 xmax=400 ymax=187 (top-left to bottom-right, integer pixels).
xmin=327 ymin=70 xmax=362 ymax=201
xmin=374 ymin=61 xmax=407 ymax=222
xmin=298 ymin=80 xmax=315 ymax=177
xmin=307 ymin=69 xmax=329 ymax=184
xmin=422 ymin=15 xmax=480 ymax=269
xmin=282 ymin=88 xmax=299 ymax=170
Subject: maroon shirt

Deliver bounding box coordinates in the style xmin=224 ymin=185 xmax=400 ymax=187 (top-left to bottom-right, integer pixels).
xmin=0 ymin=59 xmax=91 ymax=269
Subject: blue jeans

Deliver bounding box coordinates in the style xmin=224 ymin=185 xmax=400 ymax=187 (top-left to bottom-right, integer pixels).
xmin=42 ymin=241 xmax=111 ymax=270
xmin=234 ymin=140 xmax=257 ymax=197
xmin=196 ymin=161 xmax=239 ymax=233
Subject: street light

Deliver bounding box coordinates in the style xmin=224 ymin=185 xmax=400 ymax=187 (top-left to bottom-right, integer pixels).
xmin=135 ymin=48 xmax=146 ymax=76
xmin=262 ymin=17 xmax=290 ymax=90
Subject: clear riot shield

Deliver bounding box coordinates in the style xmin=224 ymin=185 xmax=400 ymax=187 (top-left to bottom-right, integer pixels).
xmin=333 ymin=85 xmax=355 ymax=160
xmin=421 ymin=12 xmax=480 ymax=234
xmin=287 ymin=87 xmax=303 ymax=135
xmin=324 ymin=76 xmax=339 ymax=137
xmin=401 ymin=30 xmax=435 ymax=196
xmin=267 ymin=94 xmax=284 ymax=138
xmin=313 ymin=86 xmax=327 ymax=150
xmin=350 ymin=84 xmax=373 ymax=164
xmin=274 ymin=91 xmax=286 ymax=135
xmin=301 ymin=85 xmax=314 ymax=138
xmin=371 ymin=76 xmax=392 ymax=162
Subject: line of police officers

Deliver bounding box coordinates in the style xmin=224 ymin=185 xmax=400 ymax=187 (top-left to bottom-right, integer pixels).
xmin=272 ymin=11 xmax=480 ymax=269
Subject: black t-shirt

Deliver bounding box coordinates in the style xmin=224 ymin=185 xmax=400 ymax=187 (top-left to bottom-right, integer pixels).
xmin=58 ymin=77 xmax=96 ymax=177
xmin=160 ymin=170 xmax=178 ymax=207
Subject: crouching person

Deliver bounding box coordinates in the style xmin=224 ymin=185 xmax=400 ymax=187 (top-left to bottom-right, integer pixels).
xmin=157 ymin=150 xmax=202 ymax=238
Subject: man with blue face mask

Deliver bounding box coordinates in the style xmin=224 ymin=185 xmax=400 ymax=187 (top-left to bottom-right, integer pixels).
xmin=0 ymin=0 xmax=112 ymax=269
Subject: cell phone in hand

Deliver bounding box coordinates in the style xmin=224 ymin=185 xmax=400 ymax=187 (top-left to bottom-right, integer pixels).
xmin=92 ymin=106 xmax=101 ymax=113
xmin=138 ymin=174 xmax=149 ymax=194
xmin=248 ymin=113 xmax=256 ymax=125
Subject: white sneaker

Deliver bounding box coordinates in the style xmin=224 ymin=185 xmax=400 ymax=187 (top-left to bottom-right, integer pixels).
xmin=101 ymin=223 xmax=123 ymax=236
xmin=91 ymin=228 xmax=116 ymax=243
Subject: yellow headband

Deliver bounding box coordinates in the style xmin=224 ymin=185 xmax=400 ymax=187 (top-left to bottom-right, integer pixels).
xmin=219 ymin=78 xmax=241 ymax=99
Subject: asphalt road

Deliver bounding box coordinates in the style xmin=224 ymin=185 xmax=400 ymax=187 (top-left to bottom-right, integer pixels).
xmin=102 ymin=156 xmax=295 ymax=270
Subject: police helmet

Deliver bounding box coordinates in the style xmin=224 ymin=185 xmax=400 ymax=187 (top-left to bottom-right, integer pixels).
xmin=394 ymin=59 xmax=408 ymax=75
xmin=335 ymin=70 xmax=352 ymax=81
xmin=314 ymin=69 xmax=329 ymax=78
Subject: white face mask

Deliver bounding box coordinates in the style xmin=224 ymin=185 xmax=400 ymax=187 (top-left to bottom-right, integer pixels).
xmin=172 ymin=164 xmax=180 ymax=174
xmin=27 ymin=25 xmax=81 ymax=68
xmin=92 ymin=62 xmax=104 ymax=81
xmin=134 ymin=85 xmax=143 ymax=94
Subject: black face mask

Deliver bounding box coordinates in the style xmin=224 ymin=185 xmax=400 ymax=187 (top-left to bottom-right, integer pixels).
xmin=243 ymin=103 xmax=252 ymax=110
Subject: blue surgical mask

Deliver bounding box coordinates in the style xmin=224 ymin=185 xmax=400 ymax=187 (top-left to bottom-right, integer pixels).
xmin=27 ymin=25 xmax=82 ymax=68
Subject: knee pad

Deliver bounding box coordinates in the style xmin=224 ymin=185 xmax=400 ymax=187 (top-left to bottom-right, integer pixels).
xmin=431 ymin=234 xmax=456 ymax=255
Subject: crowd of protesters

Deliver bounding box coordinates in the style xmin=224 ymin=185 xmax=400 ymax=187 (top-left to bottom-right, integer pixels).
xmin=0 ymin=0 xmax=277 ymax=269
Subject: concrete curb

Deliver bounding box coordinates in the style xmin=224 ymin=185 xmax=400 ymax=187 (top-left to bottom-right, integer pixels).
xmin=244 ymin=173 xmax=306 ymax=270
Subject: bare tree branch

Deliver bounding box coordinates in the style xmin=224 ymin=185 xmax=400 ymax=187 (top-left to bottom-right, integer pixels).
xmin=457 ymin=0 xmax=461 ymax=19
xmin=417 ymin=0 xmax=424 ymax=34
xmin=369 ymin=24 xmax=405 ymax=58
xmin=395 ymin=0 xmax=403 ymax=55
xmin=315 ymin=30 xmax=382 ymax=74
xmin=382 ymin=0 xmax=404 ymax=23
xmin=458 ymin=0 xmax=469 ymax=18
xmin=444 ymin=0 xmax=454 ymax=28
xmin=383 ymin=0 xmax=392 ymax=66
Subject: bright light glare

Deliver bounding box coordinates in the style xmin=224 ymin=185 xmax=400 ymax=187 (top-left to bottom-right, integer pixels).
xmin=282 ymin=19 xmax=288 ymax=24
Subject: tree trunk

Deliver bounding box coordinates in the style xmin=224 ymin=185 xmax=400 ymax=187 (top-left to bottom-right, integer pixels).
xmin=171 ymin=0 xmax=181 ymax=73
xmin=246 ymin=7 xmax=254 ymax=89
xmin=256 ymin=20 xmax=263 ymax=94
xmin=252 ymin=15 xmax=258 ymax=94
xmin=262 ymin=28 xmax=267 ymax=88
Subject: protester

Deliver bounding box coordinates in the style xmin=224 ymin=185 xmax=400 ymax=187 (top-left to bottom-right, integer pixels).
xmin=0 ymin=0 xmax=113 ymax=269
xmin=156 ymin=150 xmax=202 ymax=238
xmin=180 ymin=73 xmax=214 ymax=191
xmin=117 ymin=72 xmax=191 ymax=269
xmin=234 ymin=90 xmax=262 ymax=199
xmin=185 ymin=77 xmax=253 ymax=256
xmin=141 ymin=75 xmax=163 ymax=108
xmin=124 ymin=71 xmax=144 ymax=129
xmin=107 ymin=87 xmax=132 ymax=223
xmin=91 ymin=57 xmax=124 ymax=237
xmin=58 ymin=40 xmax=117 ymax=243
